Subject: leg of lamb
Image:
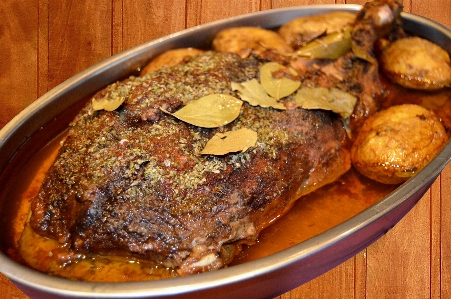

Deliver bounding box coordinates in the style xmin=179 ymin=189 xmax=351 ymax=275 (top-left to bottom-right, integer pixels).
xmin=28 ymin=0 xmax=402 ymax=276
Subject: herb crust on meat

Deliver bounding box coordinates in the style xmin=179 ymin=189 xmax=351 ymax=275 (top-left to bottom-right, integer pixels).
xmin=28 ymin=0 xmax=406 ymax=276
xmin=30 ymin=52 xmax=350 ymax=275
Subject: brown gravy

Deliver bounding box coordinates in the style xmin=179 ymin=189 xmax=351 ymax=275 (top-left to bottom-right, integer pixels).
xmin=4 ymin=77 xmax=451 ymax=282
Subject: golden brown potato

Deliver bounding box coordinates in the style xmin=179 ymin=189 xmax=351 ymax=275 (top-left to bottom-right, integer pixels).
xmin=212 ymin=26 xmax=293 ymax=58
xmin=278 ymin=11 xmax=356 ymax=49
xmin=140 ymin=48 xmax=204 ymax=76
xmin=351 ymin=104 xmax=448 ymax=184
xmin=380 ymin=37 xmax=451 ymax=91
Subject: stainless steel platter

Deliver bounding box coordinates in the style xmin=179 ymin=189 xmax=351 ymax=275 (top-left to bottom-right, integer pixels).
xmin=1 ymin=4 xmax=451 ymax=299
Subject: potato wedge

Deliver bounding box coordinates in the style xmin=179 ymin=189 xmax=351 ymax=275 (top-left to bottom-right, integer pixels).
xmin=212 ymin=26 xmax=293 ymax=58
xmin=278 ymin=11 xmax=355 ymax=49
xmin=351 ymin=104 xmax=447 ymax=184
xmin=140 ymin=48 xmax=204 ymax=76
xmin=380 ymin=37 xmax=451 ymax=90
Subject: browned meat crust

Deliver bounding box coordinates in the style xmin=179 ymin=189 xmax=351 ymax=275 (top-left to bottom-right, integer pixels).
xmin=350 ymin=0 xmax=404 ymax=131
xmin=29 ymin=0 xmax=406 ymax=276
xmin=30 ymin=52 xmax=350 ymax=275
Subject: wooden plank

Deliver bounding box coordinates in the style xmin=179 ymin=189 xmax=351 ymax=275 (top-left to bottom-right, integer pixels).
xmin=185 ymin=0 xmax=203 ymax=28
xmin=0 ymin=275 xmax=26 ymax=299
xmin=283 ymin=258 xmax=357 ymax=299
xmin=186 ymin=0 xmax=261 ymax=26
xmin=38 ymin=0 xmax=49 ymax=97
xmin=441 ymin=164 xmax=451 ymax=299
xmin=366 ymin=190 xmax=432 ymax=299
xmin=430 ymin=175 xmax=442 ymax=299
xmin=47 ymin=0 xmax=112 ymax=89
xmin=412 ymin=0 xmax=451 ymax=28
xmin=120 ymin=0 xmax=186 ymax=49
xmin=112 ymin=0 xmax=124 ymax=55
xmin=260 ymin=0 xmax=273 ymax=11
xmin=0 ymin=0 xmax=39 ymax=127
xmin=411 ymin=3 xmax=451 ymax=297
xmin=353 ymin=250 xmax=367 ymax=299
xmin=272 ymin=0 xmax=338 ymax=6
xmin=0 ymin=0 xmax=39 ymax=294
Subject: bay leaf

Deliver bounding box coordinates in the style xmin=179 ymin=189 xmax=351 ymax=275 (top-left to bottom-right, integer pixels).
xmin=201 ymin=128 xmax=258 ymax=155
xmin=92 ymin=96 xmax=125 ymax=111
xmin=170 ymin=94 xmax=243 ymax=128
xmin=231 ymin=79 xmax=286 ymax=110
xmin=296 ymin=29 xmax=352 ymax=60
xmin=294 ymin=87 xmax=357 ymax=118
xmin=259 ymin=62 xmax=301 ymax=100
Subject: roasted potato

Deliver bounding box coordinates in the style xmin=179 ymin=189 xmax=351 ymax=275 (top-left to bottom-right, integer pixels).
xmin=380 ymin=37 xmax=451 ymax=91
xmin=212 ymin=26 xmax=293 ymax=58
xmin=140 ymin=48 xmax=204 ymax=76
xmin=351 ymin=104 xmax=448 ymax=184
xmin=278 ymin=11 xmax=355 ymax=49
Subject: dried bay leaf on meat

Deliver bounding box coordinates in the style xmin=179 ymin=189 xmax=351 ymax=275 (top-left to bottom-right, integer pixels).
xmin=352 ymin=42 xmax=376 ymax=65
xmin=231 ymin=79 xmax=286 ymax=110
xmin=296 ymin=30 xmax=352 ymax=60
xmin=201 ymin=128 xmax=258 ymax=155
xmin=168 ymin=94 xmax=243 ymax=128
xmin=294 ymin=87 xmax=357 ymax=119
xmin=260 ymin=62 xmax=301 ymax=100
xmin=92 ymin=96 xmax=125 ymax=111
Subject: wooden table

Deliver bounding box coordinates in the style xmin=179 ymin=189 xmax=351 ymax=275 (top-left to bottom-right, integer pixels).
xmin=1 ymin=0 xmax=451 ymax=298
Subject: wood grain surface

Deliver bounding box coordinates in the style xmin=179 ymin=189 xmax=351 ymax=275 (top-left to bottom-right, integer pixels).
xmin=1 ymin=0 xmax=451 ymax=298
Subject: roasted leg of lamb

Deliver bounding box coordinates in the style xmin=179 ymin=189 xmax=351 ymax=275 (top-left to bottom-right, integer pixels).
xmin=28 ymin=0 xmax=402 ymax=276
